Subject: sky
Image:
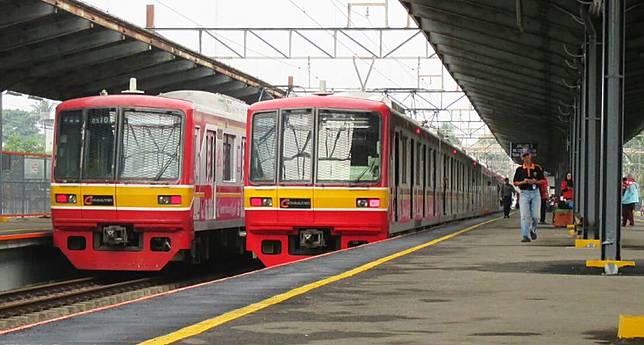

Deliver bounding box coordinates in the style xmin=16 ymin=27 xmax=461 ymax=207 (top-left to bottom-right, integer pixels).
xmin=2 ymin=0 xmax=486 ymax=145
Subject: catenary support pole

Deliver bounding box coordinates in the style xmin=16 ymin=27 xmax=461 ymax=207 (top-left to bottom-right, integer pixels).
xmin=600 ymin=0 xmax=624 ymax=263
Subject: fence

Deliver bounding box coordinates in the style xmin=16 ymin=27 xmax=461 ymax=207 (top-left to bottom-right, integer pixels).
xmin=0 ymin=151 xmax=50 ymax=216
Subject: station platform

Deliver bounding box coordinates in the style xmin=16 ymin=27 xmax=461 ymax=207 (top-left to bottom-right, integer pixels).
xmin=1 ymin=214 xmax=644 ymax=344
xmin=0 ymin=217 xmax=52 ymax=250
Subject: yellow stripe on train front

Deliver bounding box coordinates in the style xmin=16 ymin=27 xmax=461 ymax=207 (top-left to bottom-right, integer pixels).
xmin=50 ymin=185 xmax=193 ymax=208
xmin=244 ymin=186 xmax=388 ymax=210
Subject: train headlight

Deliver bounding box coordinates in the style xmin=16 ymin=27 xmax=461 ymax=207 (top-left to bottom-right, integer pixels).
xmin=356 ymin=198 xmax=380 ymax=208
xmin=250 ymin=197 xmax=273 ymax=207
xmin=55 ymin=194 xmax=77 ymax=204
xmin=158 ymin=195 xmax=182 ymax=205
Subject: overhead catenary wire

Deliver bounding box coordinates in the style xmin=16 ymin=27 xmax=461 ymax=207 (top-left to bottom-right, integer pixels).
xmin=153 ymin=0 xmax=323 ymax=81
xmin=287 ymin=0 xmax=403 ymax=88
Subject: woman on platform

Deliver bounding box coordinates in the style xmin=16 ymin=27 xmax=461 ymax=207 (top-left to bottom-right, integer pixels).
xmin=560 ymin=173 xmax=574 ymax=209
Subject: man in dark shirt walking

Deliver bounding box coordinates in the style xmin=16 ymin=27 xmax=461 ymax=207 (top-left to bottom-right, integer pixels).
xmin=501 ymin=178 xmax=516 ymax=218
xmin=513 ymin=149 xmax=545 ymax=242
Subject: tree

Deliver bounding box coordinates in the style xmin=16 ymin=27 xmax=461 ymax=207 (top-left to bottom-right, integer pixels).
xmin=1 ymin=106 xmax=46 ymax=154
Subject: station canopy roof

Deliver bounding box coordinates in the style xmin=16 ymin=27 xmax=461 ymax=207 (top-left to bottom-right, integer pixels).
xmin=401 ymin=0 xmax=644 ymax=169
xmin=0 ymin=0 xmax=284 ymax=104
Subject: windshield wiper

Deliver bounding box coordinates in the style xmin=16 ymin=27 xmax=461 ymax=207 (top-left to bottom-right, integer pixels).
xmin=154 ymin=152 xmax=178 ymax=181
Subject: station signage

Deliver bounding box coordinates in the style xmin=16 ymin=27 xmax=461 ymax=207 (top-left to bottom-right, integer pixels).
xmin=510 ymin=143 xmax=537 ymax=160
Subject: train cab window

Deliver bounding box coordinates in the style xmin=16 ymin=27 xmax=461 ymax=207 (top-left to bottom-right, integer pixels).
xmin=82 ymin=108 xmax=116 ymax=181
xmin=118 ymin=109 xmax=183 ymax=181
xmin=317 ymin=110 xmax=381 ymax=183
xmin=250 ymin=111 xmax=277 ymax=183
xmin=54 ymin=110 xmax=83 ymax=182
xmin=223 ymin=134 xmax=235 ymax=181
xmin=281 ymin=109 xmax=313 ymax=182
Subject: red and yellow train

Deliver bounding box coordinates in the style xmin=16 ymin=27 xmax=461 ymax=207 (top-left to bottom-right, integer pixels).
xmin=51 ymin=90 xmax=247 ymax=271
xmin=244 ymin=93 xmax=502 ymax=267
xmin=51 ymin=89 xmax=501 ymax=271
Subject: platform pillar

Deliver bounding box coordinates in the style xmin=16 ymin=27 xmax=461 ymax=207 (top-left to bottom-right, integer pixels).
xmin=0 ymin=90 xmax=3 ymax=215
xmin=582 ymin=14 xmax=602 ymax=240
xmin=599 ymin=0 xmax=624 ymax=267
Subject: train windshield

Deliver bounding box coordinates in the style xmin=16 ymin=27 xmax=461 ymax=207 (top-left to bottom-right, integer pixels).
xmin=280 ymin=109 xmax=313 ymax=182
xmin=317 ymin=110 xmax=380 ymax=183
xmin=54 ymin=110 xmax=83 ymax=181
xmin=53 ymin=108 xmax=183 ymax=182
xmin=249 ymin=111 xmax=278 ymax=183
xmin=118 ymin=109 xmax=183 ymax=181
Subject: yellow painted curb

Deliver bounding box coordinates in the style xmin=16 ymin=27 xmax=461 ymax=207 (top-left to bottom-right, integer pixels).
xmin=575 ymin=239 xmax=600 ymax=248
xmin=618 ymin=315 xmax=644 ymax=339
xmin=586 ymin=260 xmax=636 ymax=269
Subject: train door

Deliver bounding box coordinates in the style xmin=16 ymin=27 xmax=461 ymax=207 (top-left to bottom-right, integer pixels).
xmin=442 ymin=154 xmax=448 ymax=216
xmin=393 ymin=132 xmax=400 ymax=222
xmin=80 ymin=108 xmax=117 ymax=220
xmin=410 ymin=138 xmax=415 ymax=221
xmin=217 ymin=131 xmax=242 ymax=220
xmin=205 ymin=129 xmax=216 ymax=220
xmin=400 ymin=135 xmax=409 ymax=222
xmin=422 ymin=144 xmax=427 ymax=219
xmin=193 ymin=126 xmax=204 ymax=221
xmin=277 ymin=109 xmax=313 ymax=224
xmin=432 ymin=149 xmax=437 ymax=218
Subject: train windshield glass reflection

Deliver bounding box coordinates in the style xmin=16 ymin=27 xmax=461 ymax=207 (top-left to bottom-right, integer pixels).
xmin=54 ymin=110 xmax=83 ymax=182
xmin=118 ymin=110 xmax=183 ymax=181
xmin=317 ymin=110 xmax=380 ymax=183
xmin=280 ymin=109 xmax=313 ymax=182
xmin=249 ymin=111 xmax=277 ymax=183
xmin=82 ymin=108 xmax=116 ymax=181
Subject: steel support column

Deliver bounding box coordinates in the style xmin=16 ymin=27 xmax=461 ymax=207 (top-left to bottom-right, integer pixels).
xmin=0 ymin=90 xmax=3 ymax=215
xmin=573 ymin=94 xmax=581 ymax=216
xmin=599 ymin=0 xmax=624 ymax=262
xmin=583 ymin=19 xmax=602 ymax=240
xmin=579 ymin=45 xmax=587 ymax=225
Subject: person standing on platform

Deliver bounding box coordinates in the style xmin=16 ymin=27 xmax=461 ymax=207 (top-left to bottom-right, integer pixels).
xmin=501 ymin=178 xmax=516 ymax=218
xmin=513 ymin=149 xmax=545 ymax=243
xmin=539 ymin=174 xmax=549 ymax=224
xmin=560 ymin=173 xmax=574 ymax=209
xmin=622 ymin=175 xmax=640 ymax=227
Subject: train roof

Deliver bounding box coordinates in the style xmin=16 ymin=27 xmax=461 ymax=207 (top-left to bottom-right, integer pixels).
xmin=56 ymin=91 xmax=248 ymax=123
xmin=56 ymin=94 xmax=194 ymax=112
xmin=161 ymin=90 xmax=247 ymax=124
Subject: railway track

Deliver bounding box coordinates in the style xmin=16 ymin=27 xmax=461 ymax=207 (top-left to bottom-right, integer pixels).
xmin=0 ymin=257 xmax=263 ymax=332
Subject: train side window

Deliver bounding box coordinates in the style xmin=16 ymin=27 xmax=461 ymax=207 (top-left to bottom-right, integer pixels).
xmin=410 ymin=139 xmax=415 ymax=187
xmin=194 ymin=127 xmax=200 ymax=183
xmin=394 ymin=132 xmax=400 ymax=184
xmin=416 ymin=142 xmax=422 ymax=187
xmin=223 ymin=133 xmax=235 ymax=182
xmin=401 ymin=136 xmax=407 ymax=184
xmin=206 ymin=130 xmax=216 ymax=182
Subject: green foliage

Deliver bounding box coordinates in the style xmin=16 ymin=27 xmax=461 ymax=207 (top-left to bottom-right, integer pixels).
xmin=1 ymin=103 xmax=50 ymax=154
xmin=3 ymin=133 xmax=45 ymax=153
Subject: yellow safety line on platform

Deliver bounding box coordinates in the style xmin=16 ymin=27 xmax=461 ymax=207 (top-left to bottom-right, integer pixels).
xmin=139 ymin=216 xmax=503 ymax=345
xmin=0 ymin=227 xmax=51 ymax=233
xmin=618 ymin=315 xmax=644 ymax=339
